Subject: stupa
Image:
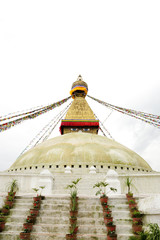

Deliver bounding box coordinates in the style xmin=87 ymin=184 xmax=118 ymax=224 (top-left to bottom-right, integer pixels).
xmin=0 ymin=76 xmax=160 ymax=240
xmin=7 ymin=75 xmax=152 ymax=175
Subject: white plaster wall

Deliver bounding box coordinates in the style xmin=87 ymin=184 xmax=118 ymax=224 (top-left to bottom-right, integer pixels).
xmin=0 ymin=172 xmax=54 ymax=195
xmin=138 ymin=195 xmax=160 ymax=227
xmin=0 ymin=172 xmax=160 ymax=195
xmin=119 ymin=173 xmax=160 ymax=195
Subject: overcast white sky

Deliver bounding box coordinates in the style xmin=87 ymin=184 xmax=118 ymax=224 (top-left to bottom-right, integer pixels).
xmin=0 ymin=0 xmax=160 ymax=172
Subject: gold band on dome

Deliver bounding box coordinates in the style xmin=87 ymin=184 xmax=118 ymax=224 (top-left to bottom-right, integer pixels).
xmin=70 ymin=86 xmax=88 ymax=96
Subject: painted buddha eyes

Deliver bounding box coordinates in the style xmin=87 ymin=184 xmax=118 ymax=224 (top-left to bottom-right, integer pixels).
xmin=71 ymin=128 xmax=90 ymax=132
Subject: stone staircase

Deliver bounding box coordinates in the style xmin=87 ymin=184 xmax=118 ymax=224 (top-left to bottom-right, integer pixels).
xmin=0 ymin=195 xmax=134 ymax=240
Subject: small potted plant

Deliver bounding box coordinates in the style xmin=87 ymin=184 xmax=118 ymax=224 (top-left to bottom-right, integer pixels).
xmin=23 ymin=218 xmax=33 ymax=231
xmin=102 ymin=202 xmax=111 ymax=212
xmin=5 ymin=196 xmax=14 ymax=208
xmin=130 ymin=206 xmax=138 ymax=213
xmin=69 ymin=223 xmax=78 ymax=234
xmin=70 ymin=216 xmax=77 ymax=225
xmin=107 ymin=230 xmax=117 ymax=240
xmin=19 ymin=228 xmax=31 ymax=239
xmin=66 ymin=178 xmax=81 ymax=217
xmin=128 ymin=199 xmax=137 ymax=209
xmin=0 ymin=215 xmax=6 ymax=232
xmin=30 ymin=205 xmax=39 ymax=216
xmin=132 ymin=220 xmax=143 ymax=234
xmin=104 ymin=213 xmax=113 ymax=225
xmin=131 ymin=211 xmax=142 ymax=222
xmin=106 ymin=221 xmax=116 ymax=232
xmin=125 ymin=177 xmax=133 ymax=198
xmin=93 ymin=181 xmax=108 ymax=204
xmin=27 ymin=214 xmax=36 ymax=224
xmin=7 ymin=179 xmax=19 ymax=197
xmin=33 ymin=200 xmax=41 ymax=209
xmin=103 ymin=205 xmax=112 ymax=216
xmin=2 ymin=204 xmax=10 ymax=215
xmin=32 ymin=188 xmax=41 ymax=202
xmin=66 ymin=224 xmax=78 ymax=240
xmin=93 ymin=181 xmax=117 ymax=204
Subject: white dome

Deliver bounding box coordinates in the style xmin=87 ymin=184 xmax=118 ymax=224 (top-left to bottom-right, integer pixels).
xmin=9 ymin=132 xmax=152 ymax=173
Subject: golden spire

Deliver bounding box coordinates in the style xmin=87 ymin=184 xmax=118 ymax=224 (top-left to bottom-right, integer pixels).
xmin=60 ymin=75 xmax=99 ymax=135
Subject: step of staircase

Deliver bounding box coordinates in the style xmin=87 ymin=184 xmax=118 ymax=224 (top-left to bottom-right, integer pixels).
xmin=0 ymin=195 xmax=135 ymax=240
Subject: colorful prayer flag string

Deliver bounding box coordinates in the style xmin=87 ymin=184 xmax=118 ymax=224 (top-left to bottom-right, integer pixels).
xmin=87 ymin=95 xmax=160 ymax=129
xmin=0 ymin=96 xmax=71 ymax=132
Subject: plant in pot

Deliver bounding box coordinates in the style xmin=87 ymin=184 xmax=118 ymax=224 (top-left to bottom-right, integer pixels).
xmin=104 ymin=213 xmax=113 ymax=225
xmin=131 ymin=210 xmax=142 ymax=222
xmin=125 ymin=177 xmax=133 ymax=199
xmin=30 ymin=205 xmax=39 ymax=216
xmin=0 ymin=215 xmax=6 ymax=232
xmin=93 ymin=181 xmax=117 ymax=204
xmin=107 ymin=230 xmax=117 ymax=240
xmin=130 ymin=206 xmax=138 ymax=213
xmin=103 ymin=205 xmax=112 ymax=216
xmin=106 ymin=221 xmax=116 ymax=232
xmin=70 ymin=216 xmax=77 ymax=225
xmin=132 ymin=220 xmax=143 ymax=234
xmin=27 ymin=214 xmax=36 ymax=224
xmin=33 ymin=200 xmax=41 ymax=208
xmin=70 ymin=195 xmax=78 ymax=217
xmin=101 ymin=202 xmax=111 ymax=212
xmin=66 ymin=223 xmax=78 ymax=240
xmin=32 ymin=188 xmax=41 ymax=202
xmin=20 ymin=228 xmax=31 ymax=239
xmin=23 ymin=218 xmax=33 ymax=231
xmin=66 ymin=178 xmax=81 ymax=217
xmin=7 ymin=179 xmax=19 ymax=197
xmin=103 ymin=207 xmax=112 ymax=217
xmin=5 ymin=195 xmax=14 ymax=208
xmin=128 ymin=199 xmax=137 ymax=209
xmin=1 ymin=204 xmax=10 ymax=215
xmin=69 ymin=223 xmax=78 ymax=234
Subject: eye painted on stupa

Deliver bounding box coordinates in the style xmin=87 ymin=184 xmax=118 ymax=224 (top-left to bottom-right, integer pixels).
xmin=71 ymin=128 xmax=77 ymax=131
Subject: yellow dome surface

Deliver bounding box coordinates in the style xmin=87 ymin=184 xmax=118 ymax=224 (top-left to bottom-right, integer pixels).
xmin=10 ymin=133 xmax=152 ymax=171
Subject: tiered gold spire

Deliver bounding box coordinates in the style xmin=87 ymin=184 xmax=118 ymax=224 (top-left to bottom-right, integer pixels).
xmin=60 ymin=75 xmax=99 ymax=134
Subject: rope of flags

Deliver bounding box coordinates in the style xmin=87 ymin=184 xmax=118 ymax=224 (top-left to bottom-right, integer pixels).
xmin=18 ymin=102 xmax=71 ymax=157
xmin=88 ymin=95 xmax=160 ymax=129
xmin=93 ymin=112 xmax=114 ymax=139
xmin=0 ymin=96 xmax=71 ymax=132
